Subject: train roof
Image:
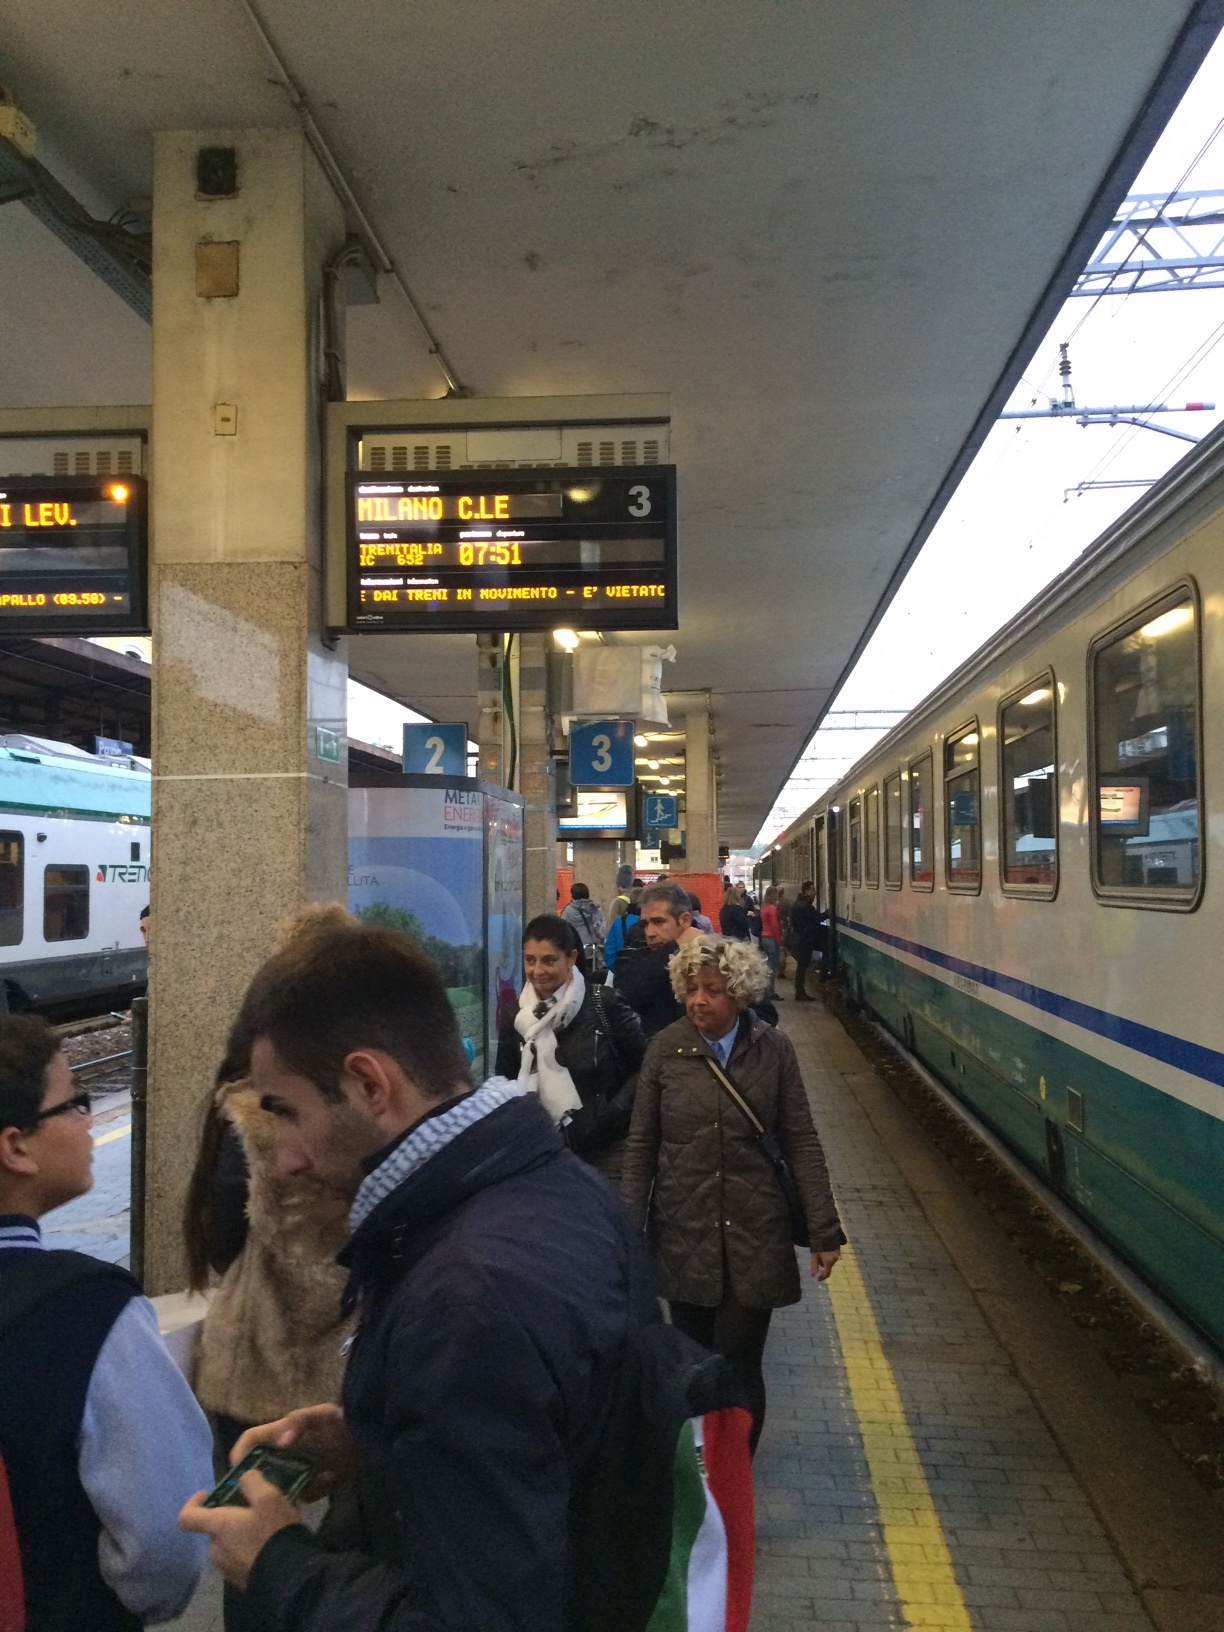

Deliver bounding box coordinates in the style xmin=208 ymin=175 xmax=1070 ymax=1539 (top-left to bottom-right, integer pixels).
xmin=769 ymin=417 xmax=1224 ymax=851
xmin=0 ymin=736 xmax=150 ymax=821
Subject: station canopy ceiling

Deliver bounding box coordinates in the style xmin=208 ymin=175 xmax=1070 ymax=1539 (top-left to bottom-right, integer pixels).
xmin=0 ymin=0 xmax=1217 ymax=843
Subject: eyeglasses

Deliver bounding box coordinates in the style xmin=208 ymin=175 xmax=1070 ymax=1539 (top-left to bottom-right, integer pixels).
xmin=28 ymin=1091 xmax=92 ymax=1127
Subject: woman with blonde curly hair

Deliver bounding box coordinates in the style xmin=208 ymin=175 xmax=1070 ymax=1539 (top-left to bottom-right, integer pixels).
xmin=620 ymin=935 xmax=844 ymax=1451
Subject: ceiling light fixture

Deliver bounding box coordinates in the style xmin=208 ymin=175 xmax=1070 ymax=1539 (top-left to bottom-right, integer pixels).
xmin=553 ymin=628 xmax=580 ymax=651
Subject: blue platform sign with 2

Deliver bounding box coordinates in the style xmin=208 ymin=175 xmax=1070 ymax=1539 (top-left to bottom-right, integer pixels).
xmin=569 ymin=719 xmax=635 ymax=787
xmin=403 ymin=723 xmax=467 ymax=776
xmin=643 ymin=793 xmax=678 ymax=829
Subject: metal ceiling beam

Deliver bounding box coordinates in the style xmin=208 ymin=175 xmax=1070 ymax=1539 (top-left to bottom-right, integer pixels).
xmin=1072 ymin=187 xmax=1224 ymax=295
xmin=0 ymin=133 xmax=151 ymax=321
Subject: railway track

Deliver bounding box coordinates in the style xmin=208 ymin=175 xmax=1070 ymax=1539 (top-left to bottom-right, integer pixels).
xmin=55 ymin=1011 xmax=134 ymax=1097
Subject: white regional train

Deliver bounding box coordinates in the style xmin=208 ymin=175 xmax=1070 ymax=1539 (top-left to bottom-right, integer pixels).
xmin=0 ymin=736 xmax=149 ymax=1013
xmin=760 ymin=421 xmax=1224 ymax=1355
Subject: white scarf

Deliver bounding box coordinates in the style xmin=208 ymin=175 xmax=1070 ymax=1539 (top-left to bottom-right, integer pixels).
xmin=514 ymin=967 xmax=585 ymax=1123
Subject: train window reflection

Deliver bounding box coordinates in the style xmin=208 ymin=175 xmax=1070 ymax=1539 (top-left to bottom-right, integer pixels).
xmin=1000 ymin=682 xmax=1057 ymax=891
xmin=884 ymin=773 xmax=903 ymax=886
xmin=849 ymin=797 xmax=862 ymax=887
xmin=945 ymin=724 xmax=982 ymax=890
xmin=1092 ymin=592 xmax=1199 ymax=898
xmin=44 ymin=864 xmax=89 ymax=942
xmin=909 ymin=753 xmax=933 ymax=888
xmin=864 ymin=786 xmax=880 ymax=886
xmin=0 ymin=833 xmax=22 ymax=946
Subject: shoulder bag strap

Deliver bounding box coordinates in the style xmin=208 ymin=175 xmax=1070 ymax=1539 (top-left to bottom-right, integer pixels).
xmin=703 ymin=1054 xmax=810 ymax=1247
xmin=591 ymin=983 xmax=624 ymax=1077
xmin=703 ymin=1053 xmax=766 ymax=1136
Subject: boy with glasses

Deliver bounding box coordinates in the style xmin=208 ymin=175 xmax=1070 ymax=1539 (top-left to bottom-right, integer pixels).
xmin=0 ymin=1015 xmax=212 ymax=1629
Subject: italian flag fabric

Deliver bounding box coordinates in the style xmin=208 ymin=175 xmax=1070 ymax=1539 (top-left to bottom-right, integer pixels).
xmin=647 ymin=1407 xmax=754 ymax=1632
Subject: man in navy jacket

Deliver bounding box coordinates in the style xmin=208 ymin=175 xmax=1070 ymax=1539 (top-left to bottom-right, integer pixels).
xmin=181 ymin=914 xmax=684 ymax=1632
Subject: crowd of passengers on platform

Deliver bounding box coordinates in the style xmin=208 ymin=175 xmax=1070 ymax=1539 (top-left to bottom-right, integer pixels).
xmin=0 ymin=871 xmax=843 ymax=1632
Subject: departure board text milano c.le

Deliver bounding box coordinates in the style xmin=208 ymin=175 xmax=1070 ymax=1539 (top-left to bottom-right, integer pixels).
xmin=345 ymin=467 xmax=677 ymax=633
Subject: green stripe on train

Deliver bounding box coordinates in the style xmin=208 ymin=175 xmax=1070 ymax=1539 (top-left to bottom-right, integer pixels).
xmin=839 ymin=934 xmax=1224 ymax=1350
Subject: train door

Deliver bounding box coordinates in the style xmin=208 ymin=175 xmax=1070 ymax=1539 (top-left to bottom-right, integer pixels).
xmin=823 ymin=809 xmax=839 ymax=973
xmin=814 ymin=816 xmax=831 ymax=976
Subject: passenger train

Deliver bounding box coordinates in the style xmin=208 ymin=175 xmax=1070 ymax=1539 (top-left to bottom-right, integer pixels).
xmin=759 ymin=422 xmax=1224 ymax=1354
xmin=0 ymin=737 xmax=149 ymax=1013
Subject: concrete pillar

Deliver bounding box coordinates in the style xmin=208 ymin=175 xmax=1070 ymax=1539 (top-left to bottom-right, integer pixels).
xmin=145 ymin=129 xmax=347 ymax=1292
xmin=684 ymin=706 xmax=718 ymax=872
xmin=517 ymin=632 xmax=556 ymax=917
xmin=476 ymin=633 xmax=506 ymax=784
xmin=572 ymin=840 xmax=620 ymax=924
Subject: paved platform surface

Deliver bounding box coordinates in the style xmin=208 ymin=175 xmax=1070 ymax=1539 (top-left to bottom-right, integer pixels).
xmin=750 ymin=997 xmax=1154 ymax=1631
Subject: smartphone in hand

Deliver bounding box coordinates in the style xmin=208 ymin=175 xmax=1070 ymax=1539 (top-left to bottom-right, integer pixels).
xmin=201 ymin=1445 xmax=319 ymax=1508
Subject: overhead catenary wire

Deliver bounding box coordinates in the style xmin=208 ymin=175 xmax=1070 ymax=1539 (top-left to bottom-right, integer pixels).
xmin=1059 ymin=114 xmax=1224 ymax=358
xmin=233 ymin=0 xmax=469 ymax=398
xmin=1074 ymin=309 xmax=1224 ymax=489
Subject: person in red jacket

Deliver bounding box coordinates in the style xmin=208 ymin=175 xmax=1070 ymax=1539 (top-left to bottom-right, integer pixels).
xmin=758 ymin=886 xmax=784 ymax=1001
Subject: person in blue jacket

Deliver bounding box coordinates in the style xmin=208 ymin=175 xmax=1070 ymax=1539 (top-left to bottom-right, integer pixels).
xmin=603 ymin=882 xmax=643 ymax=969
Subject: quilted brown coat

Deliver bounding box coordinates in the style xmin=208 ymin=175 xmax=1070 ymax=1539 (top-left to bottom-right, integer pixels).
xmin=620 ymin=1013 xmax=843 ymax=1309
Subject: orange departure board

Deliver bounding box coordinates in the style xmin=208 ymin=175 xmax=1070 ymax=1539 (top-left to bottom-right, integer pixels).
xmin=345 ymin=467 xmax=677 ymax=632
xmin=0 ymin=475 xmax=148 ymax=634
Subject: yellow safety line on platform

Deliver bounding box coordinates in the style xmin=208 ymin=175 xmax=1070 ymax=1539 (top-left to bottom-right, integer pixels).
xmin=93 ymin=1123 xmax=131 ymax=1148
xmin=825 ymin=1245 xmax=972 ymax=1631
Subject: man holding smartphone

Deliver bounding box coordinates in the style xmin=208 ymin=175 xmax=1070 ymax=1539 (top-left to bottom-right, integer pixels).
xmin=180 ymin=913 xmax=686 ymax=1632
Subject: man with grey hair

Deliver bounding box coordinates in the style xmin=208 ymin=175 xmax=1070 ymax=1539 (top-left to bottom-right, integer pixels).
xmin=612 ymin=882 xmax=704 ymax=1037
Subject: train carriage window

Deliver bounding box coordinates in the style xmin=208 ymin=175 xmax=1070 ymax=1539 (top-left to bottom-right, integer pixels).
xmin=836 ymin=809 xmax=847 ymax=884
xmin=884 ymin=774 xmax=903 ymax=887
xmin=864 ymin=786 xmax=880 ymax=887
xmin=44 ymin=865 xmax=89 ymax=942
xmin=0 ymin=834 xmax=22 ymax=946
xmin=848 ymin=797 xmax=862 ymax=887
xmin=909 ymin=754 xmax=934 ymax=889
xmin=945 ymin=724 xmax=982 ymax=891
xmin=1000 ymin=680 xmax=1057 ymax=892
xmin=1092 ymin=591 xmax=1200 ymax=901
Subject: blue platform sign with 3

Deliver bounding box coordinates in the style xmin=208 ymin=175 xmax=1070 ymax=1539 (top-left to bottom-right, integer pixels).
xmin=569 ymin=719 xmax=636 ymax=787
xmin=403 ymin=723 xmax=467 ymax=776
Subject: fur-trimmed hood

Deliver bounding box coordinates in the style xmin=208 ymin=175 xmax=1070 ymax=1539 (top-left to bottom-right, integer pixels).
xmin=193 ymin=1084 xmax=353 ymax=1425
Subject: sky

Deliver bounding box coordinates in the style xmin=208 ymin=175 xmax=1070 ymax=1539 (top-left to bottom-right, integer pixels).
xmin=751 ymin=30 xmax=1224 ymax=849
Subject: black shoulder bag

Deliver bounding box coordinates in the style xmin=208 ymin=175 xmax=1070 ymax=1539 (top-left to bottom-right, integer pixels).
xmin=703 ymin=1055 xmax=810 ymax=1248
xmin=590 ymin=981 xmax=624 ymax=1076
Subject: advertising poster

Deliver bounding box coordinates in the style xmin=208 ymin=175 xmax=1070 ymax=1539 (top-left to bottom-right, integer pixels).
xmin=348 ymin=785 xmax=486 ymax=1078
xmin=485 ymin=792 xmax=524 ymax=1069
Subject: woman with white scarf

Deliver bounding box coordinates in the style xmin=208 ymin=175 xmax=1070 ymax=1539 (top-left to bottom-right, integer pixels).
xmin=496 ymin=915 xmax=647 ymax=1178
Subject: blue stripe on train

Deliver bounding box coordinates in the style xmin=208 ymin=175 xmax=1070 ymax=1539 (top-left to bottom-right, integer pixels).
xmin=837 ymin=917 xmax=1224 ymax=1093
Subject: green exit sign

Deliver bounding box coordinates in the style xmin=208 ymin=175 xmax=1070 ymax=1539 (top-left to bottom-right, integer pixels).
xmin=314 ymin=727 xmax=341 ymax=764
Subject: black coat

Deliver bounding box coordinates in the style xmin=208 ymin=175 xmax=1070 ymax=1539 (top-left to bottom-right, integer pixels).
xmin=245 ymin=1096 xmax=686 ymax=1632
xmin=613 ymin=940 xmax=684 ymax=1038
xmin=789 ymin=895 xmax=821 ymax=952
xmin=718 ymin=903 xmax=753 ymax=941
xmin=495 ymin=982 xmax=646 ymax=1157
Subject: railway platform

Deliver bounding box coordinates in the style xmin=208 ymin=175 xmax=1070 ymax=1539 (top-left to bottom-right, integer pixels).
xmin=165 ymin=994 xmax=1224 ymax=1631
xmin=746 ymin=998 xmax=1224 ymax=1632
